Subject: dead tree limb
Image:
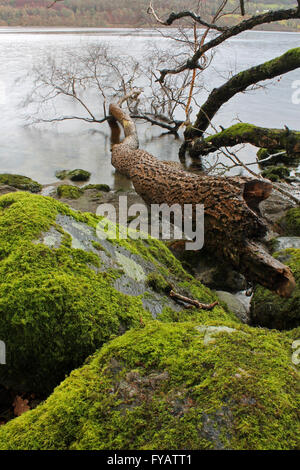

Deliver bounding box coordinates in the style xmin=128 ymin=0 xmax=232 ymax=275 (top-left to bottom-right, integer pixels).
xmin=47 ymin=0 xmax=63 ymax=8
xmin=185 ymin=47 xmax=300 ymax=145
xmin=169 ymin=291 xmax=219 ymax=310
xmin=190 ymin=123 xmax=300 ymax=158
xmin=147 ymin=2 xmax=227 ymax=32
xmin=108 ymin=102 xmax=295 ymax=298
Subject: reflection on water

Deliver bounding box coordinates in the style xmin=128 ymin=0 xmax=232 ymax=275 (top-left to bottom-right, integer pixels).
xmin=0 ymin=27 xmax=299 ymax=189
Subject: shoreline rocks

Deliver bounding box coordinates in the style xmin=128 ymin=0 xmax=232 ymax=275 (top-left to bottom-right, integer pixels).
xmin=0 ymin=321 xmax=298 ymax=450
xmin=0 ymin=175 xmax=298 ymax=450
xmin=0 ymin=191 xmax=227 ymax=394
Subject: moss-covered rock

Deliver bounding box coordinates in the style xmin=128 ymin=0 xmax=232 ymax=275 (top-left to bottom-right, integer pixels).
xmin=0 ymin=192 xmax=154 ymax=392
xmin=83 ymin=184 xmax=110 ymax=192
xmin=57 ymin=184 xmax=83 ymax=199
xmin=280 ymin=207 xmax=300 ymax=236
xmin=56 ymin=169 xmax=91 ymax=182
xmin=68 ymin=169 xmax=91 ymax=182
xmin=0 ymin=320 xmax=298 ymax=450
xmin=0 ymin=192 xmax=230 ymax=393
xmin=250 ymin=248 xmax=300 ymax=330
xmin=0 ymin=174 xmax=42 ymax=193
xmin=55 ymin=170 xmax=69 ymax=180
xmin=261 ymin=165 xmax=290 ymax=182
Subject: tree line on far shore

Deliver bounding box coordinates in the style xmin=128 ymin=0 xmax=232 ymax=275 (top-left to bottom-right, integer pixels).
xmin=0 ymin=0 xmax=298 ymax=29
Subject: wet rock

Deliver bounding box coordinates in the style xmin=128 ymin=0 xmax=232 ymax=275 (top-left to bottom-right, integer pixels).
xmin=216 ymin=291 xmax=249 ymax=323
xmin=68 ymin=169 xmax=91 ymax=182
xmin=57 ymin=184 xmax=83 ymax=199
xmin=55 ymin=169 xmax=91 ymax=182
xmin=260 ymin=188 xmax=295 ymax=224
xmin=0 ymin=174 xmax=42 ymax=193
xmin=0 ymin=185 xmax=17 ymax=196
xmin=83 ymin=184 xmax=110 ymax=192
xmin=177 ymin=250 xmax=247 ymax=293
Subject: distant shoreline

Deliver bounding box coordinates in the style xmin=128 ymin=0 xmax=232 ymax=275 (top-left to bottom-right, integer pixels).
xmin=0 ymin=25 xmax=299 ymax=34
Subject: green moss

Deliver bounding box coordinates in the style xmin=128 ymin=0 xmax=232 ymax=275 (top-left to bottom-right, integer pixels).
xmin=83 ymin=184 xmax=110 ymax=192
xmin=0 ymin=174 xmax=42 ymax=193
xmin=55 ymin=170 xmax=69 ymax=180
xmin=146 ymin=273 xmax=171 ymax=294
xmin=251 ymin=248 xmax=300 ymax=330
xmin=0 ymin=192 xmax=153 ymax=392
xmin=0 ymin=192 xmax=236 ymax=395
xmin=68 ymin=169 xmax=91 ymax=182
xmin=280 ymin=208 xmax=300 ymax=236
xmin=257 ymin=148 xmax=270 ymax=161
xmin=0 ymin=321 xmax=298 ymax=450
xmin=57 ymin=185 xmax=83 ymax=199
xmin=91 ymin=240 xmax=104 ymax=251
xmin=261 ymin=165 xmax=290 ymax=182
xmin=205 ymin=123 xmax=255 ymax=143
xmin=256 ymin=148 xmax=291 ymax=169
xmin=103 ymin=223 xmax=188 ymax=280
xmin=91 ymin=240 xmax=112 ymax=258
xmin=55 ymin=169 xmax=91 ymax=182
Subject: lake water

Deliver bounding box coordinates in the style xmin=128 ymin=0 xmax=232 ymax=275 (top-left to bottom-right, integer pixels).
xmin=0 ymin=27 xmax=299 ymax=189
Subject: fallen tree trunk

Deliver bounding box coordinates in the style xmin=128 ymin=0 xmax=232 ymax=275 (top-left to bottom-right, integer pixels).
xmin=184 ymin=48 xmax=300 ymax=148
xmin=109 ymin=102 xmax=295 ymax=297
xmin=190 ymin=123 xmax=300 ymax=158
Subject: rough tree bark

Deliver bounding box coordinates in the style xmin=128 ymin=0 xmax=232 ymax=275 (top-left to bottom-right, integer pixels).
xmin=190 ymin=123 xmax=300 ymax=158
xmin=184 ymin=47 xmax=300 ymax=151
xmin=240 ymin=0 xmax=245 ymax=16
xmin=109 ymin=102 xmax=295 ymax=298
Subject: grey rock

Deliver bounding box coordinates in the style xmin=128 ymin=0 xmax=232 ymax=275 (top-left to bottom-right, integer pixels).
xmin=216 ymin=291 xmax=250 ymax=323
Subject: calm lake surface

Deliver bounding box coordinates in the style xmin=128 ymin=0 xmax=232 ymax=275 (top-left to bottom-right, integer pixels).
xmin=0 ymin=27 xmax=299 ymax=188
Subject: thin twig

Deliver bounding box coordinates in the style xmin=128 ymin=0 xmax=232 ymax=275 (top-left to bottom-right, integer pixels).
xmin=47 ymin=0 xmax=63 ymax=9
xmin=169 ymin=290 xmax=219 ymax=310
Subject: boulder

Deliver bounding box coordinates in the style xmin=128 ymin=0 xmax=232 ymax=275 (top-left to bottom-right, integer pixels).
xmin=55 ymin=169 xmax=91 ymax=182
xmin=0 ymin=321 xmax=298 ymax=450
xmin=0 ymin=192 xmax=228 ymax=393
xmin=0 ymin=174 xmax=41 ymax=193
xmin=216 ymin=291 xmax=249 ymax=324
xmin=57 ymin=184 xmax=83 ymax=199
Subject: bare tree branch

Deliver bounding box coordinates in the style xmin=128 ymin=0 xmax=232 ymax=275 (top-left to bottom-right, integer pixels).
xmin=185 ymin=47 xmax=300 ymax=143
xmin=47 ymin=0 xmax=63 ymax=9
xmin=157 ymin=4 xmax=300 ymax=82
xmin=147 ymin=1 xmax=227 ymax=32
